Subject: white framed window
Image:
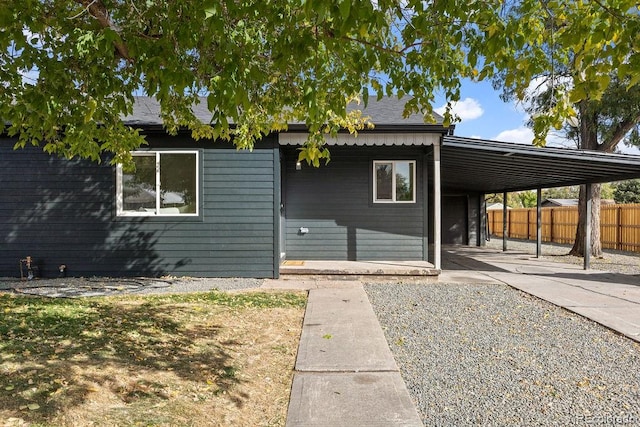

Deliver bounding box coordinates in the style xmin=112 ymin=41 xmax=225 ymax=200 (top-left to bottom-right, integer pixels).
xmin=373 ymin=160 xmax=416 ymax=203
xmin=116 ymin=151 xmax=199 ymax=216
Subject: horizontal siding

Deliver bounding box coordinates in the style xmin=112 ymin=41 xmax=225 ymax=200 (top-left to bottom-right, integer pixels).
xmin=283 ymin=146 xmax=425 ymax=261
xmin=204 ymin=181 xmax=274 ymax=189
xmin=0 ymin=138 xmax=277 ymax=278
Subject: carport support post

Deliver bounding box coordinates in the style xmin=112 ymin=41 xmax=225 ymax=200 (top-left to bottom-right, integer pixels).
xmin=584 ymin=183 xmax=592 ymax=270
xmin=502 ymin=192 xmax=508 ymax=252
xmin=536 ymin=188 xmax=542 ymax=258
xmin=434 ymin=143 xmax=442 ymax=270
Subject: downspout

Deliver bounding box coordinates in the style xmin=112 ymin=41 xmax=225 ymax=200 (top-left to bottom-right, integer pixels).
xmin=433 ymin=140 xmax=442 ymax=270
xmin=273 ymin=138 xmax=282 ymax=278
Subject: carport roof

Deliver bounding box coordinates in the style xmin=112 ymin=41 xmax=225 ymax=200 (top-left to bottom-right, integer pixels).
xmin=441 ymin=136 xmax=640 ymax=193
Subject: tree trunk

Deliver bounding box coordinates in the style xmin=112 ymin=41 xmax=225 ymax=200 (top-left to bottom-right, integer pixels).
xmin=570 ymin=183 xmax=603 ymax=257
xmin=570 ymin=101 xmax=603 ymax=257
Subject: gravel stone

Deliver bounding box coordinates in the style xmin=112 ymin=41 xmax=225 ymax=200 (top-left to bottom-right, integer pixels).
xmin=365 ymin=282 xmax=640 ymax=426
xmin=0 ymin=276 xmax=264 ymax=297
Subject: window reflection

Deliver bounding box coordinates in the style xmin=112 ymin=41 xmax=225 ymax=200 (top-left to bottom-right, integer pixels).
xmin=376 ymin=163 xmax=393 ymax=200
xmin=119 ymin=152 xmax=198 ymax=216
xmin=122 ymin=155 xmax=156 ymax=212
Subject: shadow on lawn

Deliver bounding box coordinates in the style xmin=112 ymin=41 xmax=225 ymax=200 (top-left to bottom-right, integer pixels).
xmin=0 ymin=295 xmax=246 ymax=422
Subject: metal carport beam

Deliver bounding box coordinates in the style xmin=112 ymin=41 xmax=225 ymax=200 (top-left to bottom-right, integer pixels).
xmin=441 ymin=136 xmax=640 ymax=194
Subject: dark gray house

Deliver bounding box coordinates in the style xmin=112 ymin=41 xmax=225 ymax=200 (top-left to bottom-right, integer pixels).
xmin=2 ymin=97 xmax=640 ymax=278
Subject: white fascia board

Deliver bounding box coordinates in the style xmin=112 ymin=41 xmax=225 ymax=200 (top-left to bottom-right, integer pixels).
xmin=278 ymin=132 xmax=439 ymax=146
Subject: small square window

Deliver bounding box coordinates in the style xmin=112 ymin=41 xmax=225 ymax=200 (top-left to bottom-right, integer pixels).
xmin=373 ymin=160 xmax=416 ymax=203
xmin=117 ymin=151 xmax=199 ymax=216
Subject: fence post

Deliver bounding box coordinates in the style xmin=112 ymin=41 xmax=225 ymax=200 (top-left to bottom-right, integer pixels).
xmin=536 ymin=188 xmax=542 ymax=258
xmin=617 ymin=206 xmax=622 ymax=250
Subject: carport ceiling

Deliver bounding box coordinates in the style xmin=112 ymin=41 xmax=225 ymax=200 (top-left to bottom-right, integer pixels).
xmin=441 ymin=136 xmax=640 ymax=193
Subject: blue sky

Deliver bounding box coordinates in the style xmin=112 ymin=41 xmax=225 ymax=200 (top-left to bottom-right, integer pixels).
xmin=435 ymin=80 xmax=533 ymax=143
xmin=434 ymin=80 xmax=640 ymax=155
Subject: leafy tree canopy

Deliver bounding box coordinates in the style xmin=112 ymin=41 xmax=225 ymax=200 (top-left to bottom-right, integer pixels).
xmin=488 ymin=183 xmax=615 ymax=208
xmin=491 ymin=1 xmax=640 ymax=258
xmin=2 ymin=0 xmax=639 ymax=165
xmin=613 ymin=179 xmax=640 ymax=204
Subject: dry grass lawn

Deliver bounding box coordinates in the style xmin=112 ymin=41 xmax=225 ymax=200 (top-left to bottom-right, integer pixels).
xmin=0 ymin=290 xmax=306 ymax=426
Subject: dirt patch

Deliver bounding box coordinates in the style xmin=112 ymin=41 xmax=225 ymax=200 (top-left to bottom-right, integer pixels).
xmin=0 ymin=291 xmax=306 ymax=426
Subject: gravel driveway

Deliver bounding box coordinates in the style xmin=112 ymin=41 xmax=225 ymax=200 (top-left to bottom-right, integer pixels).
xmin=365 ymin=241 xmax=640 ymax=426
xmin=366 ymin=282 xmax=640 ymax=426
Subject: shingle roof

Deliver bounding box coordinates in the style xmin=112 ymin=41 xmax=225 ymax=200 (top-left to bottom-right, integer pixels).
xmin=124 ymin=96 xmax=444 ymax=128
xmin=347 ymin=96 xmax=443 ymax=126
xmin=542 ymin=198 xmax=579 ymax=206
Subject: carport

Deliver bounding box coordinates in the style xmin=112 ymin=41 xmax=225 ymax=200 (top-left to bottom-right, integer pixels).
xmin=433 ymin=136 xmax=640 ymax=269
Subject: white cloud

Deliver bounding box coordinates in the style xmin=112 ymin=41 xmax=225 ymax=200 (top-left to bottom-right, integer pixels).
xmin=494 ymin=126 xmax=583 ymax=149
xmin=545 ymin=131 xmax=577 ymax=149
xmin=511 ymin=75 xmax=574 ymax=115
xmin=524 ymin=76 xmax=550 ymax=101
xmin=435 ymin=98 xmax=484 ymax=121
xmin=619 ymin=144 xmax=640 ymax=155
xmin=494 ymin=127 xmax=534 ymax=144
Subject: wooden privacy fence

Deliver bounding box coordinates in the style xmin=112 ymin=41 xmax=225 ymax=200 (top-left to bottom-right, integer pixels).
xmin=487 ymin=203 xmax=640 ymax=253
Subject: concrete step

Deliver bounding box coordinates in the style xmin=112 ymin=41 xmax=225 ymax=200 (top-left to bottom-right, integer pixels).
xmin=281 ymin=260 xmax=440 ymax=277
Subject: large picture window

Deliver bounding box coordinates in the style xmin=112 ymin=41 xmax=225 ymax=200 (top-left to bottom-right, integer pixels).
xmin=117 ymin=151 xmax=199 ymax=216
xmin=373 ymin=160 xmax=416 ymax=203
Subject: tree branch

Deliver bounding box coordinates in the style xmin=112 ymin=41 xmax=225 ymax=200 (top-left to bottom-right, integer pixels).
xmin=75 ymin=0 xmax=131 ymax=61
xmin=600 ymin=113 xmax=640 ymax=152
xmin=339 ymin=34 xmax=429 ymax=56
xmin=591 ymin=0 xmax=625 ymax=21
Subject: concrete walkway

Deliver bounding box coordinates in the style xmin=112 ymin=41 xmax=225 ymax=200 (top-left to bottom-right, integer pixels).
xmin=279 ymin=281 xmax=423 ymax=427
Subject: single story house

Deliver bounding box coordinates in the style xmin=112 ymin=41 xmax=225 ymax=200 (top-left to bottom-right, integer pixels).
xmin=541 ymin=198 xmax=579 ymax=207
xmin=486 ymin=203 xmax=510 ymax=211
xmin=540 ymin=198 xmax=616 ymax=207
xmin=2 ymin=97 xmax=640 ymax=278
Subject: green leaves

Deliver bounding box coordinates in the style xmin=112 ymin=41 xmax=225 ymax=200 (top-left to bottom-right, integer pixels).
xmin=2 ymin=0 xmax=639 ymax=161
xmin=338 ymin=0 xmax=350 ymax=19
xmin=203 ymin=1 xmax=220 ymax=19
